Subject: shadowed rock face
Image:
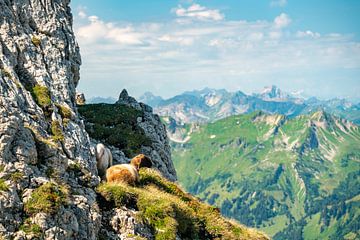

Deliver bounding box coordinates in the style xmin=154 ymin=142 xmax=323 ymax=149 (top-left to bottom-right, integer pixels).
xmin=0 ymin=0 xmax=101 ymax=238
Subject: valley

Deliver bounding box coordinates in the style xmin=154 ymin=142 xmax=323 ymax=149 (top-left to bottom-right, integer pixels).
xmin=168 ymin=111 xmax=360 ymax=239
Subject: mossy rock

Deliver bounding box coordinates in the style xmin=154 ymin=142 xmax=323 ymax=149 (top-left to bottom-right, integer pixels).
xmin=24 ymin=182 xmax=69 ymax=215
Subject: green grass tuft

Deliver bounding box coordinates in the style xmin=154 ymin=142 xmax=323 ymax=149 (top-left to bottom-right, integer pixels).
xmin=10 ymin=171 xmax=24 ymax=183
xmin=31 ymin=85 xmax=51 ymax=110
xmin=24 ymin=182 xmax=69 ymax=215
xmin=31 ymin=36 xmax=41 ymax=47
xmin=51 ymin=120 xmax=64 ymax=142
xmin=19 ymin=218 xmax=43 ymax=238
xmin=0 ymin=179 xmax=8 ymax=192
xmin=56 ymin=104 xmax=72 ymax=119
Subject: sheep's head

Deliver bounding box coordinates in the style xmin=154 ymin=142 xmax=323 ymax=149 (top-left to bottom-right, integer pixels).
xmin=130 ymin=154 xmax=153 ymax=170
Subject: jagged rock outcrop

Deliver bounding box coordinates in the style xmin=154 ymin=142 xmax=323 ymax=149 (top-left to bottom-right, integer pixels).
xmin=116 ymin=89 xmax=177 ymax=181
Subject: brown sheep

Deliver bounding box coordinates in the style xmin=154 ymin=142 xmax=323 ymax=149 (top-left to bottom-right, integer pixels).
xmin=106 ymin=154 xmax=153 ymax=185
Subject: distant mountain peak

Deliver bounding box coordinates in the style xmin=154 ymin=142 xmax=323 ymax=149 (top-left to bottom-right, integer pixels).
xmin=139 ymin=91 xmax=164 ymax=107
xmin=257 ymin=85 xmax=291 ymax=101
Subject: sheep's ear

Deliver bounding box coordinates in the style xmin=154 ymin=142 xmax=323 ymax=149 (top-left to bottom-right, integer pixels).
xmin=130 ymin=155 xmax=142 ymax=169
xmin=139 ymin=155 xmax=152 ymax=168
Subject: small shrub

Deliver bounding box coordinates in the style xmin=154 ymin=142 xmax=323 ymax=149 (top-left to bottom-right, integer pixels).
xmin=0 ymin=179 xmax=8 ymax=192
xmin=56 ymin=104 xmax=72 ymax=119
xmin=31 ymin=36 xmax=41 ymax=47
xmin=19 ymin=218 xmax=43 ymax=238
xmin=24 ymin=182 xmax=69 ymax=215
xmin=31 ymin=85 xmax=51 ymax=109
xmin=51 ymin=120 xmax=64 ymax=141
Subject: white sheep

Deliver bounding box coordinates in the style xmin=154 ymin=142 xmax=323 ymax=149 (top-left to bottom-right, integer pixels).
xmin=96 ymin=143 xmax=113 ymax=179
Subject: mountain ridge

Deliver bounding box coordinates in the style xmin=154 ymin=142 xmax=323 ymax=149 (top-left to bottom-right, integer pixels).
xmin=139 ymin=87 xmax=360 ymax=125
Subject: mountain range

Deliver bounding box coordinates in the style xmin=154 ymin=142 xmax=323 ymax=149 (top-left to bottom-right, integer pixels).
xmin=170 ymin=111 xmax=360 ymax=239
xmin=138 ymin=86 xmax=360 ymax=125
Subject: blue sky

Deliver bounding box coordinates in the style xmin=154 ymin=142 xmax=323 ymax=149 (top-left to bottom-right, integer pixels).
xmin=70 ymin=0 xmax=360 ymax=101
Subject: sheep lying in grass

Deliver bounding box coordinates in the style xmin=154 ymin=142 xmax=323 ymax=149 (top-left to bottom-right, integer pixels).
xmin=106 ymin=154 xmax=152 ymax=185
xmin=96 ymin=143 xmax=113 ymax=179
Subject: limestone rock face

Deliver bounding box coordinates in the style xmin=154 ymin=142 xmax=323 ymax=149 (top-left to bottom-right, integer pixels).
xmin=0 ymin=0 xmax=100 ymax=238
xmin=117 ymin=89 xmax=177 ymax=181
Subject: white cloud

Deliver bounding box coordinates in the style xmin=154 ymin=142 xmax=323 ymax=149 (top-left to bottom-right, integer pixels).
xmin=76 ymin=16 xmax=145 ymax=45
xmin=270 ymin=0 xmax=287 ymax=7
xmin=274 ymin=13 xmax=291 ymax=29
xmin=296 ymin=30 xmax=321 ymax=38
xmin=78 ymin=10 xmax=87 ymax=19
xmin=174 ymin=3 xmax=224 ymax=21
xmin=158 ymin=35 xmax=194 ymax=46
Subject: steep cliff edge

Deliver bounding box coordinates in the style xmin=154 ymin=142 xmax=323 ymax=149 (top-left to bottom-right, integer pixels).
xmin=0 ymin=1 xmax=267 ymax=239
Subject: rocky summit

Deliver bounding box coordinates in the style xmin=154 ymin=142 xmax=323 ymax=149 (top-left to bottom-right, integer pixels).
xmin=0 ymin=1 xmax=268 ymax=239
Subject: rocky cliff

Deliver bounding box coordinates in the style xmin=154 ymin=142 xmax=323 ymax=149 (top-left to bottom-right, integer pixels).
xmin=0 ymin=0 xmax=100 ymax=239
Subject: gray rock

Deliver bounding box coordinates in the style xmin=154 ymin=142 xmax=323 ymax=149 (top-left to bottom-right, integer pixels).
xmin=116 ymin=89 xmax=177 ymax=181
xmin=0 ymin=0 xmax=99 ymax=239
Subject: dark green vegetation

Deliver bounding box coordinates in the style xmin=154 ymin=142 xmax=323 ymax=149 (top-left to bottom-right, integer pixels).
xmin=97 ymin=168 xmax=269 ymax=240
xmin=24 ymin=182 xmax=69 ymax=215
xmin=171 ymin=111 xmax=360 ymax=239
xmin=78 ymin=103 xmax=152 ymax=157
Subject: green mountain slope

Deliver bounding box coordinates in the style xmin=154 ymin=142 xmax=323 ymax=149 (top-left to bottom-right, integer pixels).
xmin=171 ymin=111 xmax=360 ymax=239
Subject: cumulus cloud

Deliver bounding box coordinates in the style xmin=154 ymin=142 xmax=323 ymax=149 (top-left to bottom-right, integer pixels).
xmin=274 ymin=13 xmax=291 ymax=29
xmin=270 ymin=0 xmax=287 ymax=7
xmin=76 ymin=15 xmax=145 ymax=45
xmin=174 ymin=3 xmax=224 ymax=21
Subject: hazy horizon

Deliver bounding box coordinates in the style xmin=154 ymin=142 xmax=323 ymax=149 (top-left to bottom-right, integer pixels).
xmin=70 ymin=0 xmax=360 ymax=102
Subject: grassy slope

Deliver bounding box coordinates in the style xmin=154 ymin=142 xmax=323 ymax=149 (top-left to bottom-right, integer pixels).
xmin=97 ymin=168 xmax=269 ymax=240
xmin=172 ymin=111 xmax=360 ymax=239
